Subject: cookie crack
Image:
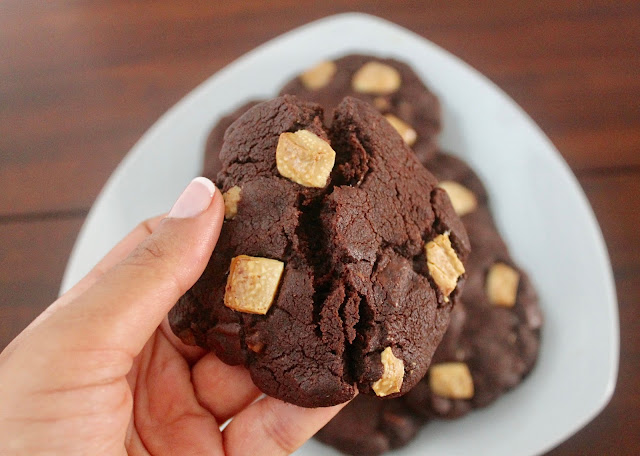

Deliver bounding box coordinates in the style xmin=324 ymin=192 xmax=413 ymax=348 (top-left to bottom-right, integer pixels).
xmin=326 ymin=124 xmax=418 ymax=393
xmin=295 ymin=194 xmax=333 ymax=337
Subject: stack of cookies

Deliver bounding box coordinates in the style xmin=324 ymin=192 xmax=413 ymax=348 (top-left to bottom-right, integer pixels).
xmin=170 ymin=54 xmax=543 ymax=454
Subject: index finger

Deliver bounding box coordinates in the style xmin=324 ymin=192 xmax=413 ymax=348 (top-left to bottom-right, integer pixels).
xmin=222 ymin=396 xmax=350 ymax=455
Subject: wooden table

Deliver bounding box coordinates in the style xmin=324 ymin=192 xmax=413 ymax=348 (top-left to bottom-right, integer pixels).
xmin=1 ymin=1 xmax=638 ymax=453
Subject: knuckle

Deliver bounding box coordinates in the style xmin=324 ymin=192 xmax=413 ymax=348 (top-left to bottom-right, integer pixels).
xmin=130 ymin=237 xmax=165 ymax=264
xmin=122 ymin=236 xmax=186 ymax=296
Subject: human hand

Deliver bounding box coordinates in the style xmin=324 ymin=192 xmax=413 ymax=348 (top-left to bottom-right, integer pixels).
xmin=0 ymin=177 xmax=347 ymax=455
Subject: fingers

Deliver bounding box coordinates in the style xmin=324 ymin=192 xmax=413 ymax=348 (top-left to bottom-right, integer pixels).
xmin=192 ymin=353 xmax=261 ymax=423
xmin=222 ymin=397 xmax=350 ymax=456
xmin=38 ymin=177 xmax=225 ymax=358
xmin=127 ymin=331 xmax=223 ymax=455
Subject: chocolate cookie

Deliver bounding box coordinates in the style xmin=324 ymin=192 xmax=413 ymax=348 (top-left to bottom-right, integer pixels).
xmin=169 ymin=95 xmax=470 ymax=407
xmin=422 ymin=152 xmax=488 ymax=210
xmin=316 ymin=153 xmax=542 ymax=455
xmin=313 ymin=299 xmax=467 ymax=456
xmin=202 ymin=100 xmax=262 ymax=178
xmin=405 ymin=156 xmax=543 ymax=418
xmin=315 ymin=395 xmax=423 ymax=456
xmin=279 ymin=54 xmax=441 ymax=162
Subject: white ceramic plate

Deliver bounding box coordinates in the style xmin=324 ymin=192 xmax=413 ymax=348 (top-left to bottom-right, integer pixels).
xmin=60 ymin=13 xmax=618 ymax=456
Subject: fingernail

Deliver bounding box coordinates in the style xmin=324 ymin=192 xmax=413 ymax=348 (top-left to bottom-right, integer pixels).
xmin=168 ymin=177 xmax=217 ymax=218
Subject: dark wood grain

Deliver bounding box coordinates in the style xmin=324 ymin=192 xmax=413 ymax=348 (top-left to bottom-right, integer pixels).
xmin=579 ymin=173 xmax=640 ymax=273
xmin=0 ymin=217 xmax=83 ymax=349
xmin=0 ymin=1 xmax=639 ymax=454
xmin=1 ymin=0 xmax=639 ymax=215
xmin=559 ymin=174 xmax=640 ymax=455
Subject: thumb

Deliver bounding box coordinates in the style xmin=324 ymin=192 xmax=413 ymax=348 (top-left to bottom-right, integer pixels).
xmin=41 ymin=177 xmax=225 ymax=358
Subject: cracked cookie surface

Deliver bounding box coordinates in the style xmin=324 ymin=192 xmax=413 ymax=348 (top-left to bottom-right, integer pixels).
xmin=169 ymin=96 xmax=469 ymax=407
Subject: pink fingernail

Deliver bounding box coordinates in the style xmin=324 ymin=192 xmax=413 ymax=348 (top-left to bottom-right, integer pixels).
xmin=168 ymin=177 xmax=217 ymax=218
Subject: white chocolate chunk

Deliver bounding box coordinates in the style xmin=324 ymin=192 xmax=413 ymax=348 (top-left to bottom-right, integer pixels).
xmin=384 ymin=114 xmax=417 ymax=146
xmin=430 ymin=362 xmax=474 ymax=399
xmin=486 ymin=263 xmax=520 ymax=307
xmin=223 ymin=186 xmax=242 ymax=219
xmin=425 ymin=233 xmax=465 ymax=300
xmin=438 ymin=181 xmax=478 ymax=216
xmin=300 ymin=60 xmax=337 ymax=90
xmin=352 ymin=62 xmax=401 ymax=94
xmin=224 ymin=255 xmax=284 ymax=315
xmin=276 ymin=129 xmax=336 ymax=188
xmin=372 ymin=347 xmax=405 ymax=397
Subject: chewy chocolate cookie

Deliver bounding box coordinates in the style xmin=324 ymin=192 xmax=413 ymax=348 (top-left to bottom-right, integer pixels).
xmin=169 ymin=96 xmax=470 ymax=407
xmin=315 ymin=395 xmax=423 ymax=456
xmin=280 ymin=54 xmax=442 ymax=163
